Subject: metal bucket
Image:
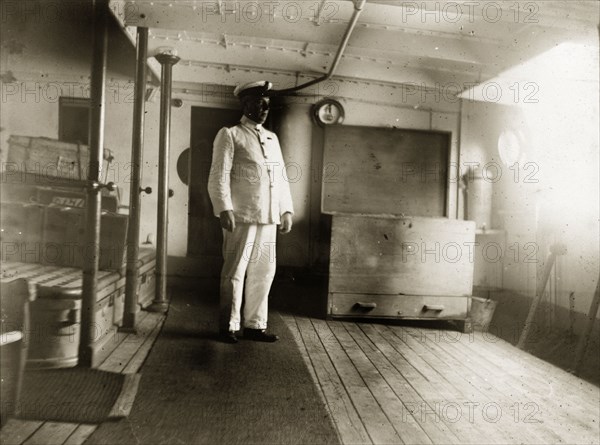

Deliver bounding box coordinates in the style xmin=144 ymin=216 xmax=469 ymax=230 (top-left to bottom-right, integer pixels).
xmin=27 ymin=297 xmax=81 ymax=369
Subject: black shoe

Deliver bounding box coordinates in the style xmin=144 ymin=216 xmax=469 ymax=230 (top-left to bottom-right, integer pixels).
xmin=220 ymin=331 xmax=238 ymax=344
xmin=244 ymin=328 xmax=279 ymax=343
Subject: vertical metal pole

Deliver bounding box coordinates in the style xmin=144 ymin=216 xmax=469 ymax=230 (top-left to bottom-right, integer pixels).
xmin=122 ymin=27 xmax=149 ymax=331
xmin=148 ymin=52 xmax=179 ymax=313
xmin=80 ymin=0 xmax=108 ymax=367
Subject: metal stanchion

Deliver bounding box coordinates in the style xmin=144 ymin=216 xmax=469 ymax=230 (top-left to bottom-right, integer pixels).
xmin=122 ymin=27 xmax=150 ymax=331
xmin=148 ymin=51 xmax=179 ymax=313
xmin=80 ymin=0 xmax=108 ymax=367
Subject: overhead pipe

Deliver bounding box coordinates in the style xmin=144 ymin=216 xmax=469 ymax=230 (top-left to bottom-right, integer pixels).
xmin=271 ymin=0 xmax=367 ymax=96
xmin=122 ymin=27 xmax=149 ymax=331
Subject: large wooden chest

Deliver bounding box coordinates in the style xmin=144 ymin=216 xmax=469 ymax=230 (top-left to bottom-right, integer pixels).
xmin=328 ymin=215 xmax=475 ymax=328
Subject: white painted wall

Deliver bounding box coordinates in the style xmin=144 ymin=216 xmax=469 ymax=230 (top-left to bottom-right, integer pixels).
xmin=459 ymin=91 xmax=599 ymax=317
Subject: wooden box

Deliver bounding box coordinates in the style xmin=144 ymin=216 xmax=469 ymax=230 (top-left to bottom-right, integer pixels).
xmin=137 ymin=247 xmax=156 ymax=308
xmin=41 ymin=206 xmax=127 ymax=271
xmin=112 ymin=286 xmax=126 ymax=327
xmin=7 ymin=135 xmax=112 ymax=181
xmin=41 ymin=206 xmax=86 ymax=268
xmin=0 ymin=179 xmax=119 ymax=212
xmin=1 ymin=202 xmax=127 ymax=270
xmin=328 ymin=214 xmax=475 ymax=328
xmin=0 ymin=202 xmax=45 ymax=263
xmin=99 ymin=212 xmax=129 ymax=271
xmin=37 ymin=187 xmax=119 ymax=213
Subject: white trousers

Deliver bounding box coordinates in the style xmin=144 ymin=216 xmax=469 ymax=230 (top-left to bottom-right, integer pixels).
xmin=220 ymin=223 xmax=277 ymax=332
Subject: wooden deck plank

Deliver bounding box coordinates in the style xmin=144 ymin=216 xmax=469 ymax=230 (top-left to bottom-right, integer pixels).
xmin=22 ymin=422 xmax=78 ymax=445
xmin=358 ymin=325 xmax=440 ymax=401
xmin=359 ymin=322 xmax=517 ymax=444
xmin=347 ymin=323 xmax=462 ymax=445
xmin=367 ymin=324 xmax=465 ymax=404
xmin=121 ymin=313 xmax=165 ymax=374
xmin=311 ymin=318 xmax=405 ymax=444
xmin=375 ymin=325 xmax=466 ymax=402
xmin=0 ymin=420 xmax=44 ymax=445
xmin=462 ymin=330 xmax=599 ymax=407
xmin=361 ymin=325 xmax=490 ymax=443
xmin=294 ymin=317 xmax=372 ymax=445
xmin=452 ymin=331 xmax=599 ymax=424
xmin=394 ymin=325 xmax=558 ymax=444
xmin=96 ymin=310 xmax=154 ymax=373
xmin=334 ymin=322 xmax=437 ymax=445
xmin=438 ymin=328 xmax=598 ymax=444
xmin=62 ymin=424 xmax=97 ymax=445
xmin=108 ymin=373 xmax=141 ymax=418
xmin=280 ymin=315 xmax=334 ymax=412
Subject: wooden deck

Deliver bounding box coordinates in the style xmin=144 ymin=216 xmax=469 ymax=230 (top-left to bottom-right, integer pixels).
xmin=282 ymin=314 xmax=600 ymax=445
xmin=0 ymin=311 xmax=165 ymax=445
xmin=2 ymin=309 xmax=598 ymax=445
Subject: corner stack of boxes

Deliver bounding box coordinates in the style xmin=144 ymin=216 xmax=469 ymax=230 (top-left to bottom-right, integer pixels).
xmin=0 ymin=135 xmax=156 ymax=368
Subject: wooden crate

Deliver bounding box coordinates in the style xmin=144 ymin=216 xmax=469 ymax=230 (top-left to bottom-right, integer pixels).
xmin=328 ymin=214 xmax=475 ymax=330
xmin=40 ymin=206 xmax=127 ymax=271
xmin=41 ymin=206 xmax=86 ymax=268
xmin=0 ymin=182 xmax=118 ymax=212
xmin=7 ymin=135 xmax=112 ymax=181
xmin=99 ymin=212 xmax=128 ymax=271
xmin=0 ymin=202 xmax=45 ymax=263
xmin=137 ymin=247 xmax=156 ymax=308
xmin=112 ymin=286 xmax=125 ymax=327
xmin=329 ymin=215 xmax=476 ymax=297
xmin=1 ymin=203 xmax=127 ymax=271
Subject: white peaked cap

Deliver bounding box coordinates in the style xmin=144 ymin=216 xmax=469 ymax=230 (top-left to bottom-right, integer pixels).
xmin=233 ymin=80 xmax=273 ymax=97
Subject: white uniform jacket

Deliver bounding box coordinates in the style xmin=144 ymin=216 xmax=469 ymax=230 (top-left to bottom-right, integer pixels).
xmin=207 ymin=116 xmax=294 ymax=225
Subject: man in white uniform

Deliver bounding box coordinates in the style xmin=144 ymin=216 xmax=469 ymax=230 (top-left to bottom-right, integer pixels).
xmin=207 ymin=80 xmax=294 ymax=343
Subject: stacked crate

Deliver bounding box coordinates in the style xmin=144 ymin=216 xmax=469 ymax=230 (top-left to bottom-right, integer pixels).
xmin=1 ymin=135 xmax=156 ymax=368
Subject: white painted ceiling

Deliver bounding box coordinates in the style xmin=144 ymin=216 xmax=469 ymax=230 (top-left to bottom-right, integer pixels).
xmin=109 ymin=0 xmax=599 ymax=96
